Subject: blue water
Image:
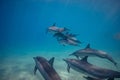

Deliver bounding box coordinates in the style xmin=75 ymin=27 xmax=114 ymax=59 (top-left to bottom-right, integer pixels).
xmin=0 ymin=0 xmax=120 ymax=80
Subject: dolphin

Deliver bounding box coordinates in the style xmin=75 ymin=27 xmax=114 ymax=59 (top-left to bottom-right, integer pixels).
xmin=33 ymin=56 xmax=61 ymax=80
xmin=69 ymin=44 xmax=117 ymax=66
xmin=63 ymin=56 xmax=120 ymax=80
xmin=67 ymin=39 xmax=80 ymax=46
xmin=68 ymin=37 xmax=81 ymax=44
xmin=65 ymin=32 xmax=81 ymax=43
xmin=46 ymin=23 xmax=59 ymax=33
xmin=46 ymin=23 xmax=69 ymax=33
xmin=58 ymin=38 xmax=80 ymax=46
xmin=53 ymin=32 xmax=81 ymax=44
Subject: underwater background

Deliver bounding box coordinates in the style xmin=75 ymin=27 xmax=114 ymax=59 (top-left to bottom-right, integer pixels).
xmin=0 ymin=0 xmax=120 ymax=80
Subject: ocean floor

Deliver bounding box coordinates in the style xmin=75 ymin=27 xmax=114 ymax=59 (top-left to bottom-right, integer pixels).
xmin=0 ymin=50 xmax=120 ymax=80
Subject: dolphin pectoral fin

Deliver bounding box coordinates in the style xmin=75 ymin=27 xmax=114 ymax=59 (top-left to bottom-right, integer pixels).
xmin=81 ymin=56 xmax=88 ymax=62
xmin=108 ymin=77 xmax=114 ymax=80
xmin=34 ymin=65 xmax=37 ymax=75
xmin=67 ymin=64 xmax=70 ymax=73
xmin=48 ymin=57 xmax=55 ymax=67
xmin=85 ymin=44 xmax=90 ymax=49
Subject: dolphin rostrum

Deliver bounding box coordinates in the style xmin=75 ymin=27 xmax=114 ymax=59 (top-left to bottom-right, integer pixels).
xmin=69 ymin=44 xmax=117 ymax=66
xmin=63 ymin=56 xmax=120 ymax=80
xmin=33 ymin=56 xmax=61 ymax=80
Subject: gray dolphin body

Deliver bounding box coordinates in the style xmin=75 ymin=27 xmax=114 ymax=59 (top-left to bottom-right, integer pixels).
xmin=63 ymin=56 xmax=120 ymax=80
xmin=53 ymin=32 xmax=81 ymax=44
xmin=58 ymin=38 xmax=80 ymax=46
xmin=53 ymin=32 xmax=81 ymax=47
xmin=33 ymin=56 xmax=61 ymax=80
xmin=46 ymin=23 xmax=69 ymax=33
xmin=70 ymin=44 xmax=117 ymax=66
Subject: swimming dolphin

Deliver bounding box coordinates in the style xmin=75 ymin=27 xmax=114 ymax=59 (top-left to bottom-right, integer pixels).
xmin=58 ymin=38 xmax=80 ymax=46
xmin=63 ymin=56 xmax=120 ymax=80
xmin=68 ymin=37 xmax=81 ymax=44
xmin=69 ymin=44 xmax=117 ymax=66
xmin=46 ymin=23 xmax=69 ymax=33
xmin=46 ymin=23 xmax=59 ymax=33
xmin=33 ymin=56 xmax=61 ymax=80
xmin=65 ymin=32 xmax=81 ymax=43
xmin=67 ymin=39 xmax=80 ymax=46
xmin=53 ymin=32 xmax=81 ymax=44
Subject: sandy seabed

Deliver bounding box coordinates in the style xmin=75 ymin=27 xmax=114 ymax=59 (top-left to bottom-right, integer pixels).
xmin=0 ymin=51 xmax=120 ymax=80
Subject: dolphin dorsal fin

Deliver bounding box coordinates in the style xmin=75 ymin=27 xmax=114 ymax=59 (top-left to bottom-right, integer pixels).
xmin=81 ymin=56 xmax=88 ymax=62
xmin=85 ymin=44 xmax=90 ymax=49
xmin=48 ymin=57 xmax=55 ymax=67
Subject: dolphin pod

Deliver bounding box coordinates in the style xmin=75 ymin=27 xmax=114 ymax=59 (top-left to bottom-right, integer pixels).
xmin=33 ymin=24 xmax=119 ymax=80
xmin=46 ymin=23 xmax=81 ymax=46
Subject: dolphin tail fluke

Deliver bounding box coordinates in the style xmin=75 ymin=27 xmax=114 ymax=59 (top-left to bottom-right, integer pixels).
xmin=34 ymin=65 xmax=37 ymax=75
xmin=48 ymin=57 xmax=55 ymax=67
